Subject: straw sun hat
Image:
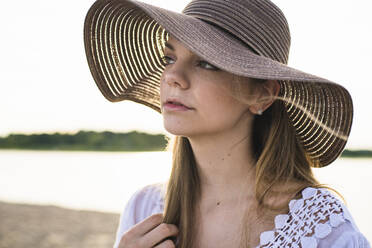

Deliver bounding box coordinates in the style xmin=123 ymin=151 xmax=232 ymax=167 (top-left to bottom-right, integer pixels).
xmin=83 ymin=0 xmax=353 ymax=167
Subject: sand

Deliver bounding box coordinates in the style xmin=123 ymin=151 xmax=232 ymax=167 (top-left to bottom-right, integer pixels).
xmin=0 ymin=201 xmax=120 ymax=248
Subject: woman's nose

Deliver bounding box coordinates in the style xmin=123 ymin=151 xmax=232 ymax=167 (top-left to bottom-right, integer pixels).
xmin=162 ymin=65 xmax=190 ymax=90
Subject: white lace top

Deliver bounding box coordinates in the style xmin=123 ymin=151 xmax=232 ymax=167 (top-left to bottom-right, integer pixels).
xmin=113 ymin=183 xmax=370 ymax=248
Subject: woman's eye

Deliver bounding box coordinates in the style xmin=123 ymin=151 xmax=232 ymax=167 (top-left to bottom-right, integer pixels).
xmin=161 ymin=56 xmax=219 ymax=71
xmin=198 ymin=61 xmax=219 ymax=71
xmin=161 ymin=56 xmax=174 ymax=66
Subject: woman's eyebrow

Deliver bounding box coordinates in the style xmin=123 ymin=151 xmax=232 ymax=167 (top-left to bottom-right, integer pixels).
xmin=164 ymin=42 xmax=175 ymax=51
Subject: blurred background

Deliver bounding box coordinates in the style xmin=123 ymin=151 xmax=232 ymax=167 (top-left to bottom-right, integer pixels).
xmin=0 ymin=0 xmax=371 ymax=247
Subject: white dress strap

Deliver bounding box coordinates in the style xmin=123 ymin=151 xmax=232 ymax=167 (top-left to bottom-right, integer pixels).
xmin=257 ymin=187 xmax=370 ymax=248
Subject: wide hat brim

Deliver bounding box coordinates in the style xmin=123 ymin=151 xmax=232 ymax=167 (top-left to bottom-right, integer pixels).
xmin=84 ymin=0 xmax=353 ymax=167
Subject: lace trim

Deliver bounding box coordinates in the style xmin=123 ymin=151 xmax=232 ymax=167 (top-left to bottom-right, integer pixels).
xmin=257 ymin=187 xmax=352 ymax=248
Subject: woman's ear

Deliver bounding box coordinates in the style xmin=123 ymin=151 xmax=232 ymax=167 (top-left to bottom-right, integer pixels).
xmin=248 ymin=80 xmax=280 ymax=115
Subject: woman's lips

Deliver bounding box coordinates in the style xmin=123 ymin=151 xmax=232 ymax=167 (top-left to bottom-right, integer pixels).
xmin=163 ymin=102 xmax=193 ymax=111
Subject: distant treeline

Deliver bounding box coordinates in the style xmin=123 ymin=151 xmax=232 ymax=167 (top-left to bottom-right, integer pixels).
xmin=0 ymin=131 xmax=371 ymax=157
xmin=0 ymin=131 xmax=169 ymax=152
xmin=341 ymin=149 xmax=372 ymax=158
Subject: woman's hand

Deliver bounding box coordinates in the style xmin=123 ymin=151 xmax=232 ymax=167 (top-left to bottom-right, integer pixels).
xmin=118 ymin=213 xmax=179 ymax=248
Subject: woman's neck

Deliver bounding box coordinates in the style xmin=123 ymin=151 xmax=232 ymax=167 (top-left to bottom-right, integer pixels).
xmin=188 ymin=127 xmax=257 ymax=201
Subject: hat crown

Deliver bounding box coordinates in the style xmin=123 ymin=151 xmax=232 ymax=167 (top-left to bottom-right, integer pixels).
xmin=182 ymin=0 xmax=291 ymax=64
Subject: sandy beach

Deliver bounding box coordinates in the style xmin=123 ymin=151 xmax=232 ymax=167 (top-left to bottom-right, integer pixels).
xmin=0 ymin=201 xmax=120 ymax=248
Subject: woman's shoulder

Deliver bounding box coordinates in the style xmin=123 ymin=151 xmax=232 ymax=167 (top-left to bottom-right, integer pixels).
xmin=130 ymin=183 xmax=166 ymax=201
xmin=258 ymin=187 xmax=370 ymax=248
xmin=113 ymin=183 xmax=167 ymax=248
xmin=125 ymin=182 xmax=166 ymax=219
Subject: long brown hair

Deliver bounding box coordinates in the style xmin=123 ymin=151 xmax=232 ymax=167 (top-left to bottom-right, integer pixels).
xmin=162 ymin=79 xmax=324 ymax=247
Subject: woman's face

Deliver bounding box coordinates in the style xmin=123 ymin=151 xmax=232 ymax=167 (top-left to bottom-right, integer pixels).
xmin=160 ymin=36 xmax=256 ymax=138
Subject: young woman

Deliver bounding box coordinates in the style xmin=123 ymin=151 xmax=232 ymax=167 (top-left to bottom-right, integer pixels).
xmin=84 ymin=0 xmax=370 ymax=247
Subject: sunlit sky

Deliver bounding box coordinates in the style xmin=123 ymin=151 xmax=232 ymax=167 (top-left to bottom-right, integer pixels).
xmin=0 ymin=0 xmax=371 ymax=149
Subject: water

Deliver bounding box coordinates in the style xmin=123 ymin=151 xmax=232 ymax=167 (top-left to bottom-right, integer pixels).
xmin=0 ymin=150 xmax=172 ymax=213
xmin=0 ymin=150 xmax=370 ymax=240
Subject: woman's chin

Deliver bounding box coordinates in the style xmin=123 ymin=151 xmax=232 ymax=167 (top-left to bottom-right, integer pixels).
xmin=164 ymin=126 xmax=192 ymax=136
xmin=163 ymin=122 xmax=197 ymax=137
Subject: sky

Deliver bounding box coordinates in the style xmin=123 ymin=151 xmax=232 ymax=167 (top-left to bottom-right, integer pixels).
xmin=0 ymin=0 xmax=371 ymax=149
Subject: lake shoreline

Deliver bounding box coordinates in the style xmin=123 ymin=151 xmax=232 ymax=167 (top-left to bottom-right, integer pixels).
xmin=0 ymin=200 xmax=120 ymax=248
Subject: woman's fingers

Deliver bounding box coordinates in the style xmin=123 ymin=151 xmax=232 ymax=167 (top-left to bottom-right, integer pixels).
xmin=141 ymin=223 xmax=179 ymax=247
xmin=118 ymin=213 xmax=178 ymax=248
xmin=131 ymin=213 xmax=164 ymax=236
xmin=153 ymin=239 xmax=176 ymax=248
